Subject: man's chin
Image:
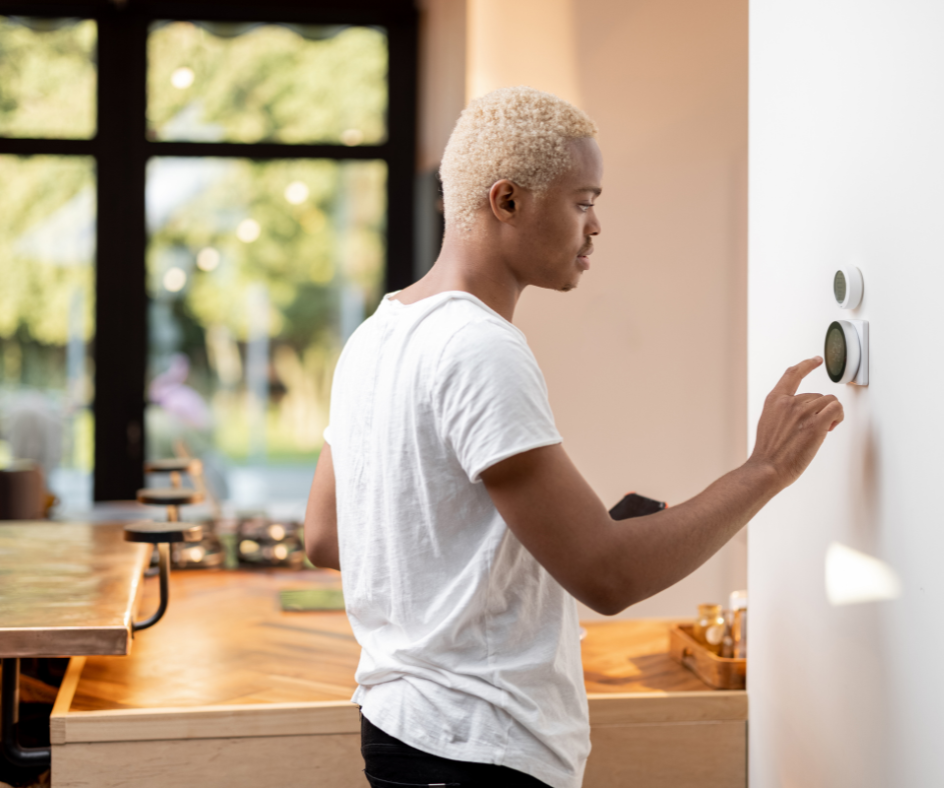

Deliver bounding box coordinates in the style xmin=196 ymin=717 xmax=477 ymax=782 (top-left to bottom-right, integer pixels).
xmin=533 ymin=270 xmax=582 ymax=293
xmin=560 ymin=269 xmax=585 ymax=292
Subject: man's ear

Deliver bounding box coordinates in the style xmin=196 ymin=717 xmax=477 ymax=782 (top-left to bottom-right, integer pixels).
xmin=488 ymin=179 xmax=520 ymax=224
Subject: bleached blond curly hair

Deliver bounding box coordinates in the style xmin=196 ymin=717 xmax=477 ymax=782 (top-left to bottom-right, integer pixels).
xmin=440 ymin=86 xmax=598 ymax=231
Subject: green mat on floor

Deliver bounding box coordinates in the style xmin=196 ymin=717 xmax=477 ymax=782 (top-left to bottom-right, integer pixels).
xmin=279 ymin=587 xmax=345 ymax=612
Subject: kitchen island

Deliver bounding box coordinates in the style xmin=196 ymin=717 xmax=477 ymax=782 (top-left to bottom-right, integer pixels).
xmin=49 ymin=568 xmax=746 ymax=788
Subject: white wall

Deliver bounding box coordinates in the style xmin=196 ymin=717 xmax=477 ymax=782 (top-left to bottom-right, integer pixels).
xmin=749 ymin=2 xmax=944 ymax=785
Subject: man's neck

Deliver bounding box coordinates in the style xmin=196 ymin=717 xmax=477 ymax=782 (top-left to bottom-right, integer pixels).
xmin=392 ymin=229 xmax=524 ymax=323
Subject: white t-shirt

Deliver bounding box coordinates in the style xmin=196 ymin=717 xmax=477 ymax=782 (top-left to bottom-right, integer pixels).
xmin=326 ymin=291 xmax=590 ymax=788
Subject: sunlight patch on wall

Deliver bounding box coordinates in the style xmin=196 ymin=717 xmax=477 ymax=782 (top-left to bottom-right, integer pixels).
xmin=825 ymin=542 xmax=901 ymax=606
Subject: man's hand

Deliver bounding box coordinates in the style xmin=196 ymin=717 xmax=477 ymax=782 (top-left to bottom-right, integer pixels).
xmin=749 ymin=356 xmax=844 ymax=492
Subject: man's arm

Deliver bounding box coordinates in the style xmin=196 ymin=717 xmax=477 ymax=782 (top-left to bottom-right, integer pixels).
xmin=304 ymin=441 xmax=340 ymax=570
xmin=481 ymin=357 xmax=843 ymax=615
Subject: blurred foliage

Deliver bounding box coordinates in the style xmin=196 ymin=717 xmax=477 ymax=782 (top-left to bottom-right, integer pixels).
xmin=0 ymin=18 xmax=96 ymax=139
xmin=147 ymin=157 xmax=386 ymax=461
xmin=148 ymin=22 xmax=387 ymax=144
xmin=148 ymin=158 xmax=386 ymax=343
xmin=0 ymin=155 xmax=95 ymax=347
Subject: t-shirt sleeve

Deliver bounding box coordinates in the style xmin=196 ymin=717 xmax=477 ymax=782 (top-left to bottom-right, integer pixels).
xmin=433 ymin=319 xmax=562 ymax=483
xmin=323 ymin=425 xmax=332 ymax=445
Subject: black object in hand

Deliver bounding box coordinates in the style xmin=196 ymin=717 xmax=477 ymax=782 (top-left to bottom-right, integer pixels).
xmin=609 ymin=492 xmax=667 ymax=520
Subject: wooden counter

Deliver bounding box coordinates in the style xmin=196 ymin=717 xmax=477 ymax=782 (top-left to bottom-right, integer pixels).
xmin=50 ymin=569 xmax=746 ymax=788
xmin=0 ymin=522 xmax=150 ymax=658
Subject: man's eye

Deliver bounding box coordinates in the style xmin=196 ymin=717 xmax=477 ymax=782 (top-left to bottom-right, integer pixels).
xmin=579 ymin=203 xmax=594 ymax=212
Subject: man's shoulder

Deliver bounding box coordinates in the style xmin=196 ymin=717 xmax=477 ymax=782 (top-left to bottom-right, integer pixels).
xmin=431 ymin=297 xmax=527 ymax=356
xmin=425 ymin=302 xmax=544 ymax=390
xmin=344 ymin=292 xmax=531 ymax=372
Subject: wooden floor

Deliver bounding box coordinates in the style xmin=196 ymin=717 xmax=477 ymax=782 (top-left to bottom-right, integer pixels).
xmin=68 ymin=568 xmax=710 ymax=712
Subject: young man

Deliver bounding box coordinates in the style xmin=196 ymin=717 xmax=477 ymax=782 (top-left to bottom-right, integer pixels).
xmin=305 ymin=87 xmax=843 ymax=788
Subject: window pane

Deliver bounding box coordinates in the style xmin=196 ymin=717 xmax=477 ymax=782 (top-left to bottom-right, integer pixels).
xmin=146 ymin=157 xmax=386 ymax=509
xmin=0 ymin=18 xmax=97 ymax=139
xmin=0 ymin=155 xmax=96 ymax=511
xmin=148 ymin=22 xmax=388 ymax=145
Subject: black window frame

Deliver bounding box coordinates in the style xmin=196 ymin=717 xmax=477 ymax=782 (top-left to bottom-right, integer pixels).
xmin=0 ymin=0 xmax=418 ymax=501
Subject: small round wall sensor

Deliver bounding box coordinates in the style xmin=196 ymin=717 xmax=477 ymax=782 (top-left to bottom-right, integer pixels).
xmin=825 ymin=320 xmax=862 ymax=384
xmin=833 ymin=266 xmax=864 ymax=309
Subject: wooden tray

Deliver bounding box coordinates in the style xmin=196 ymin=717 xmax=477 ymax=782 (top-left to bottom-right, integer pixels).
xmin=668 ymin=623 xmax=746 ymax=690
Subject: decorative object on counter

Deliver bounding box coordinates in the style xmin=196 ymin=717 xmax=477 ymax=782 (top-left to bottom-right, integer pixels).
xmin=238 ymin=517 xmax=305 ymax=569
xmin=214 ymin=515 xmax=241 ymax=569
xmin=720 ymin=610 xmax=736 ymax=658
xmin=692 ymin=603 xmax=726 ymax=655
xmin=171 ymin=521 xmax=224 ymax=570
xmin=668 ymin=623 xmax=746 ymax=690
xmin=730 ymin=589 xmax=748 ymax=659
xmin=279 ymin=587 xmax=345 ymax=611
xmin=0 ymin=460 xmax=53 ymax=520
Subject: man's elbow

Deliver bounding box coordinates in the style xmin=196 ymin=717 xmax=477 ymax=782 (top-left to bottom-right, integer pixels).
xmin=580 ymin=576 xmax=647 ymax=617
xmin=304 ymin=527 xmax=340 ymax=571
xmin=305 ymin=540 xmax=322 ymax=567
xmin=307 ymin=544 xmax=336 ymax=571
xmin=583 ymin=592 xmax=626 ymax=618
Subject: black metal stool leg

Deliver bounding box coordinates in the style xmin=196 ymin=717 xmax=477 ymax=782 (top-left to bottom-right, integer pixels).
xmin=1 ymin=658 xmax=51 ymax=769
xmin=123 ymin=519 xmax=202 ymax=634
xmin=132 ymin=542 xmax=170 ymax=633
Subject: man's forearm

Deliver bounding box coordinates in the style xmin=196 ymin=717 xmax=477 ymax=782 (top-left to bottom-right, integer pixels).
xmin=596 ymin=460 xmax=780 ymax=613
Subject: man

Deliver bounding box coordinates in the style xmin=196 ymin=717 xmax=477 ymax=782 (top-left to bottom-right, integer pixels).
xmin=305 ymin=87 xmax=842 ymax=788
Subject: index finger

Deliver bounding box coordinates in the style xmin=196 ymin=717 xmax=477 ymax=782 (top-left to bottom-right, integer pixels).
xmin=772 ymin=356 xmax=824 ymax=396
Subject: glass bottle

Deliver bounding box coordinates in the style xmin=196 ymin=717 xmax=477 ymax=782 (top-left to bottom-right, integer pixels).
xmin=693 ymin=603 xmax=726 ymax=655
xmin=720 ymin=610 xmax=735 ymax=658
xmin=729 ymin=590 xmax=748 ymax=659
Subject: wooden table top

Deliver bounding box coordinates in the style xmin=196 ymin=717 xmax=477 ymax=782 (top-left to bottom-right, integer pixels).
xmin=68 ymin=568 xmax=712 ymax=713
xmin=0 ymin=521 xmax=150 ymax=658
xmin=581 ymin=618 xmax=712 ymax=694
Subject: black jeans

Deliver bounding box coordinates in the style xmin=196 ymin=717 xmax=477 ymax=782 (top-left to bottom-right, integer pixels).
xmin=360 ymin=713 xmax=552 ymax=788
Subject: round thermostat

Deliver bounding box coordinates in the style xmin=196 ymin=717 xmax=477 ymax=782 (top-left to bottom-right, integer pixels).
xmin=833 ymin=266 xmax=864 ymax=309
xmin=824 ymin=320 xmax=861 ymax=384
